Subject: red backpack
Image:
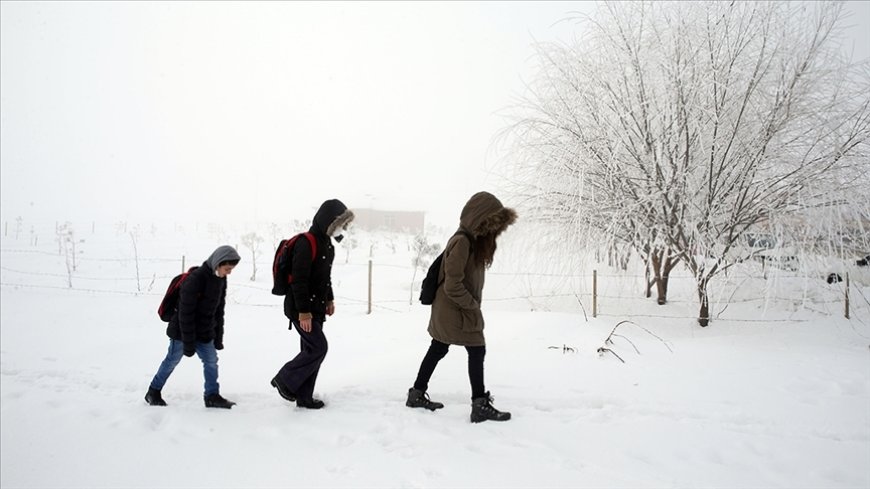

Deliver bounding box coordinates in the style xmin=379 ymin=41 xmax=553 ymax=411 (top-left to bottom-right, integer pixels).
xmin=157 ymin=266 xmax=199 ymax=322
xmin=271 ymin=232 xmax=317 ymax=296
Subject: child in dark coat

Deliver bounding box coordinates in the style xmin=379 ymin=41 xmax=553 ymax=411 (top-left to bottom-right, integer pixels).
xmin=145 ymin=245 xmax=241 ymax=408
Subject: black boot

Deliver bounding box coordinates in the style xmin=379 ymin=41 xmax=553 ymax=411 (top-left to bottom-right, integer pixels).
xmin=145 ymin=387 xmax=167 ymax=406
xmin=204 ymin=393 xmax=236 ymax=409
xmin=296 ymin=398 xmax=325 ymax=409
xmin=406 ymin=388 xmax=444 ymax=411
xmin=470 ymin=392 xmax=511 ymax=423
xmin=271 ymin=376 xmax=297 ymax=402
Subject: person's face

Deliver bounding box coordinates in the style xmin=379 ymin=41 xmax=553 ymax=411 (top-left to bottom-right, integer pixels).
xmin=330 ymin=222 xmax=349 ymax=237
xmin=216 ymin=263 xmax=236 ymax=278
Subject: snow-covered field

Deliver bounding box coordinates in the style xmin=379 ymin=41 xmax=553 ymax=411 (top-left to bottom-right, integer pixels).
xmin=1 ymin=222 xmax=869 ymax=489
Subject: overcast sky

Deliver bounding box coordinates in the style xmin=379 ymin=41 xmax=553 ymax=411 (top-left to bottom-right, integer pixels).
xmin=2 ymin=1 xmax=869 ymax=229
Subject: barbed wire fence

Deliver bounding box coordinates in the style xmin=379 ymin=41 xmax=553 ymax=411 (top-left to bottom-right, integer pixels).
xmin=3 ymin=245 xmax=868 ymax=326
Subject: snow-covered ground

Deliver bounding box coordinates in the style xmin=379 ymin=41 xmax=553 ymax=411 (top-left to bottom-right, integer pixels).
xmin=1 ymin=223 xmax=869 ymax=489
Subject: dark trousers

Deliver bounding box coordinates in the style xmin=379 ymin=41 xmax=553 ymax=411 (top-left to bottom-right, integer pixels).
xmin=276 ymin=318 xmax=327 ymax=401
xmin=413 ymin=338 xmax=486 ymax=399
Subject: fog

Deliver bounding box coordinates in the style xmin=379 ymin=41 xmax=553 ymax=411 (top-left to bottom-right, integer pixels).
xmin=2 ymin=1 xmax=868 ymax=229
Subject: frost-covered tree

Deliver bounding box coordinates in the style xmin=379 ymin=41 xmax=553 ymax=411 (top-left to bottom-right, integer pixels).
xmin=503 ymin=1 xmax=870 ymax=326
xmin=241 ymin=232 xmax=264 ymax=281
xmin=409 ymin=234 xmax=441 ymax=305
xmin=129 ymin=227 xmax=141 ymax=292
xmin=343 ymin=235 xmax=359 ymax=264
xmin=55 ymin=222 xmax=76 ymax=288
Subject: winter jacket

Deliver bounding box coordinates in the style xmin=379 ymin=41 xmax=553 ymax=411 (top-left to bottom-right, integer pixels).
xmin=428 ymin=192 xmax=517 ymax=346
xmin=283 ymin=199 xmax=355 ymax=321
xmin=167 ymin=246 xmax=240 ymax=346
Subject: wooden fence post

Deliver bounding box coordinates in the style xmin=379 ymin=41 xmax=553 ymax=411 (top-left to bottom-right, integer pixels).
xmin=367 ymin=259 xmax=373 ymax=315
xmin=845 ymin=272 xmax=850 ymax=319
xmin=593 ymin=269 xmax=598 ymax=318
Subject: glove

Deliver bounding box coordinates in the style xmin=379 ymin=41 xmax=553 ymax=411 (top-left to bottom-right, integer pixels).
xmin=183 ymin=342 xmax=196 ymax=357
xmin=214 ymin=341 xmax=224 ymax=350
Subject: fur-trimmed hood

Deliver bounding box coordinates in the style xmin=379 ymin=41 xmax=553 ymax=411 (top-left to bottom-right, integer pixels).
xmin=311 ymin=199 xmax=355 ymax=239
xmin=458 ymin=191 xmax=517 ymax=237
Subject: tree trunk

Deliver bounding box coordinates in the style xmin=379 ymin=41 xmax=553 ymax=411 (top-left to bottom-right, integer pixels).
xmin=651 ymin=251 xmax=662 ymax=303
xmin=619 ymin=250 xmax=630 ymax=271
xmin=650 ymin=249 xmax=673 ymax=305
xmin=659 ymin=273 xmax=671 ymax=305
xmin=409 ymin=267 xmax=418 ymax=305
xmin=645 ymin=261 xmax=652 ymax=298
xmin=697 ymin=276 xmax=710 ymax=327
xmin=250 ymin=250 xmax=257 ymax=281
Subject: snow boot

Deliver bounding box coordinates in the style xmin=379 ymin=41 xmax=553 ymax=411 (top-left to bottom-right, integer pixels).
xmin=470 ymin=392 xmax=511 ymax=423
xmin=406 ymin=388 xmax=444 ymax=411
xmin=204 ymin=393 xmax=236 ymax=409
xmin=271 ymin=375 xmax=297 ymax=402
xmin=144 ymin=387 xmax=167 ymax=406
xmin=296 ymin=398 xmax=325 ymax=409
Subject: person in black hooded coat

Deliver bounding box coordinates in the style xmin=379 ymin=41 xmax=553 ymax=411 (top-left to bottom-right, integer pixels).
xmin=271 ymin=199 xmax=354 ymax=409
xmin=145 ymin=245 xmax=241 ymax=409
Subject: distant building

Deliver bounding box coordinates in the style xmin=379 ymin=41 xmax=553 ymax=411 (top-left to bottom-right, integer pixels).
xmin=351 ymin=208 xmax=425 ymax=234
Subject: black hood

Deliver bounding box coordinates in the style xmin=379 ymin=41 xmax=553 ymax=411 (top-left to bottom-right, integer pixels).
xmin=310 ymin=199 xmax=355 ymax=241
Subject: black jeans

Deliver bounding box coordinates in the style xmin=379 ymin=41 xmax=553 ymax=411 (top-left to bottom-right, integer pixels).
xmin=277 ymin=318 xmax=327 ymax=401
xmin=413 ymin=338 xmax=486 ymax=399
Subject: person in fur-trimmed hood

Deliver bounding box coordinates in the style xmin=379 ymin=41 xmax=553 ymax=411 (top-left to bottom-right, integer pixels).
xmin=271 ymin=199 xmax=354 ymax=410
xmin=406 ymin=191 xmax=517 ymax=423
